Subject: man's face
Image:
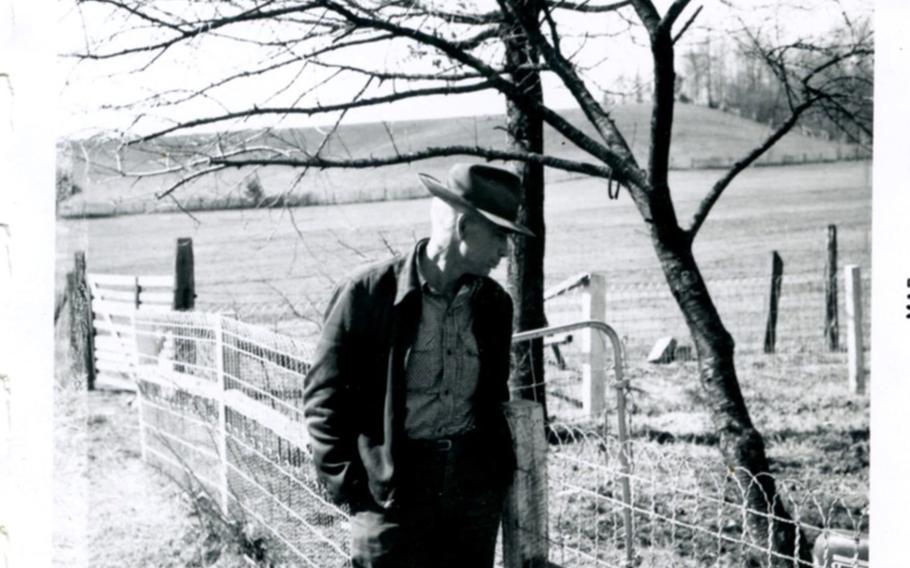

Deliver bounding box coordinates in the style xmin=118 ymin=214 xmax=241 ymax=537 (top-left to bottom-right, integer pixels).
xmin=458 ymin=214 xmax=511 ymax=277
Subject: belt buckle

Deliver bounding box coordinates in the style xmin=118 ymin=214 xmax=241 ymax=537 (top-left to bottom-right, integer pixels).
xmin=435 ymin=438 xmax=453 ymax=451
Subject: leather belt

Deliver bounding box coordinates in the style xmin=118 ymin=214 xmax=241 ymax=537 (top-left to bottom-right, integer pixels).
xmin=405 ymin=430 xmax=480 ymax=452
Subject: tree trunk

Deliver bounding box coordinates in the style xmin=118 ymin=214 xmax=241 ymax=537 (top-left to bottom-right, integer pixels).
xmin=502 ymin=0 xmax=548 ymax=414
xmin=652 ymin=227 xmax=812 ymax=565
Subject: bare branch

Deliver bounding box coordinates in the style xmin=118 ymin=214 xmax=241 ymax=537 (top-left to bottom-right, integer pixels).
xmin=70 ymin=1 xmax=327 ymax=60
xmin=209 ymin=144 xmax=612 ymax=179
xmin=381 ymin=0 xmax=503 ymax=25
xmin=657 ymin=0 xmax=691 ymax=35
xmin=687 ymin=99 xmax=815 ymax=239
xmin=628 ymin=0 xmax=660 ymax=35
xmin=548 ymin=0 xmax=631 ymax=13
xmin=131 ymin=80 xmax=496 ymax=142
xmin=166 ymin=193 xmax=202 ymax=225
xmin=305 ymin=59 xmax=491 ymax=82
xmin=155 ymin=164 xmax=229 ymax=199
xmin=317 ymin=0 xmax=623 ymax=176
xmin=672 ymin=5 xmax=702 ymax=45
xmin=497 ymin=0 xmax=645 ymax=189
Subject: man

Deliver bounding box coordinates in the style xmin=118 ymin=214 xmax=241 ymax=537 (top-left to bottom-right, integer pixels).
xmin=303 ymin=163 xmax=534 ymax=567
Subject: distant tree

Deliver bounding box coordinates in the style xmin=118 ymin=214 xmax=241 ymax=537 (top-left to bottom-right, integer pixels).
xmin=245 ymin=174 xmax=265 ymax=205
xmin=70 ymin=1 xmax=872 ymax=562
xmin=679 ymin=12 xmax=872 ymax=146
xmin=55 ymin=166 xmax=82 ymax=210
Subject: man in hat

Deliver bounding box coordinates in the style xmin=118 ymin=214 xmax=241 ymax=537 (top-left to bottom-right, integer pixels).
xmin=303 ymin=163 xmax=534 ymax=567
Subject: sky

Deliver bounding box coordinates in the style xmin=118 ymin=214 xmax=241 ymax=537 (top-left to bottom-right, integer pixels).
xmin=55 ymin=0 xmax=874 ymax=138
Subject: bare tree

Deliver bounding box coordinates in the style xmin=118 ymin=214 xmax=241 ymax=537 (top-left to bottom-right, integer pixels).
xmin=68 ymin=0 xmax=872 ymax=562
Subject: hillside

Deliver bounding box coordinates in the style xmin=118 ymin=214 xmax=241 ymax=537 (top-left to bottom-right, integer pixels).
xmin=58 ymin=103 xmax=865 ymax=218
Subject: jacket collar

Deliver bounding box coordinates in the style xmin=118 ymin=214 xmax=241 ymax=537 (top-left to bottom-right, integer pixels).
xmin=394 ymin=238 xmax=426 ymax=306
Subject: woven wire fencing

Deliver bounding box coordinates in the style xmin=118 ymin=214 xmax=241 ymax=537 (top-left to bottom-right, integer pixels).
xmin=116 ymin=303 xmax=867 ymax=567
xmin=604 ymin=270 xmax=871 ymax=362
xmin=538 ymin=269 xmax=871 ymax=425
xmin=531 ymin=293 xmax=869 ymax=567
xmin=131 ymin=310 xmax=350 ymax=567
xmin=544 ymin=425 xmax=868 ymax=567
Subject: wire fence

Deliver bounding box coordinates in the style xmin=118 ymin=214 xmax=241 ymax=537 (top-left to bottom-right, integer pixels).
xmin=543 ymin=270 xmax=871 ymax=364
xmin=132 ymin=310 xmax=350 ymax=567
xmin=103 ymin=306 xmax=870 ymax=567
xmin=544 ymin=424 xmax=868 ymax=567
xmin=198 ymin=266 xmax=872 ymax=371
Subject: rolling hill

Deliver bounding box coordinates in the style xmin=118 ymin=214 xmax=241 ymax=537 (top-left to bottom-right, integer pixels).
xmin=58 ymin=103 xmax=865 ymax=218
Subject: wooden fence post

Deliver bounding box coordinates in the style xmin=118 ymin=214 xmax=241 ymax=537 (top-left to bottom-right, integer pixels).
xmin=70 ymin=251 xmax=96 ymax=390
xmin=173 ymin=237 xmax=195 ymax=311
xmin=825 ymin=225 xmax=839 ymax=351
xmin=845 ymin=265 xmax=866 ymax=394
xmin=502 ymin=400 xmax=548 ymax=568
xmin=763 ymin=252 xmax=784 ymax=354
xmin=173 ymin=238 xmax=195 ymax=372
xmin=214 ymin=314 xmax=230 ymax=515
xmin=580 ymin=273 xmax=607 ymax=417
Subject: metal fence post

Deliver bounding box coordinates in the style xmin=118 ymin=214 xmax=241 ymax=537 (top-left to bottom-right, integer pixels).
xmin=214 ymin=314 xmax=230 ymax=515
xmin=502 ymin=400 xmax=548 ymax=568
xmin=580 ymin=273 xmax=607 ymax=417
xmin=844 ymin=265 xmax=865 ymax=394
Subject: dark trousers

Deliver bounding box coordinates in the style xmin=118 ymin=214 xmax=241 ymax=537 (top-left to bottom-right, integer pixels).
xmin=350 ymin=437 xmax=506 ymax=568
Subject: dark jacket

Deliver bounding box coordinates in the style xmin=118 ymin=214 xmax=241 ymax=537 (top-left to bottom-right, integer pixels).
xmin=303 ymin=241 xmax=517 ymax=510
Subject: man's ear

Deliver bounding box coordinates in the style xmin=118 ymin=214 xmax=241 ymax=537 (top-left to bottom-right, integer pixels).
xmin=456 ymin=213 xmax=471 ymax=240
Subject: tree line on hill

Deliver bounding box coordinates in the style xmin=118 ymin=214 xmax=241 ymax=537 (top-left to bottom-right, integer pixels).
xmin=608 ymin=14 xmax=873 ymax=147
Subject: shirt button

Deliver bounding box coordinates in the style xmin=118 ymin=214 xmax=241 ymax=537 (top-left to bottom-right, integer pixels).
xmin=446 ymin=349 xmax=453 ymax=356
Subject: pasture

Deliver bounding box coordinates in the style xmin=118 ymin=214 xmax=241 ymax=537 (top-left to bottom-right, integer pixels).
xmin=57 ymin=159 xmax=872 ymax=340
xmin=57 ymin=103 xmax=865 ymax=218
xmin=54 ymin=159 xmax=871 ymax=564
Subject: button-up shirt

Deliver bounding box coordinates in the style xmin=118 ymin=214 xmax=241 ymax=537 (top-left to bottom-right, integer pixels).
xmin=403 ymin=246 xmax=481 ymax=440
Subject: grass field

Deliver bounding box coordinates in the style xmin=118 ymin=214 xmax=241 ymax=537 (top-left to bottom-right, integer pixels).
xmin=57 ymin=103 xmax=867 ymax=218
xmin=57 ymin=159 xmax=872 ymax=339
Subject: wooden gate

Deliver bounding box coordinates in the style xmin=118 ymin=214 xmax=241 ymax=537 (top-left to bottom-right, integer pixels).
xmin=87 ymin=273 xmax=172 ymax=390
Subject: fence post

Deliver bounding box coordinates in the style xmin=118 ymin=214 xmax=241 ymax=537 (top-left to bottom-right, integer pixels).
xmin=70 ymin=251 xmax=96 ymax=390
xmin=825 ymin=225 xmax=839 ymax=351
xmin=502 ymin=400 xmax=548 ymax=568
xmin=173 ymin=237 xmax=195 ymax=310
xmin=173 ymin=238 xmax=195 ymax=372
xmin=214 ymin=314 xmax=230 ymax=515
xmin=844 ymin=265 xmax=865 ymax=394
xmin=580 ymin=273 xmax=607 ymax=417
xmin=763 ymin=252 xmax=783 ymax=354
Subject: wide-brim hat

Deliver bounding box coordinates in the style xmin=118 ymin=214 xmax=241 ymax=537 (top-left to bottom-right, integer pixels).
xmin=418 ymin=163 xmax=535 ymax=237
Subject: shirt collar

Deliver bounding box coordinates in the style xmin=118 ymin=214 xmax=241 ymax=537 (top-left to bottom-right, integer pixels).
xmin=394 ymin=239 xmax=479 ymax=305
